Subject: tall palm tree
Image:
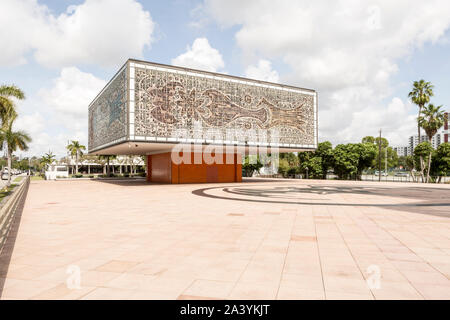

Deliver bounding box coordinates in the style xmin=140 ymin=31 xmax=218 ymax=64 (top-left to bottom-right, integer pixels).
xmin=418 ymin=104 xmax=445 ymax=182
xmin=0 ymin=85 xmax=24 ymax=128
xmin=66 ymin=141 xmax=86 ymax=174
xmin=0 ymin=124 xmax=32 ymax=186
xmin=408 ymin=80 xmax=434 ymax=142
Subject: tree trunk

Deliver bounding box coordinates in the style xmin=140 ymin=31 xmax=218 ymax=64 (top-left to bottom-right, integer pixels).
xmin=7 ymin=150 xmax=12 ymax=187
xmin=417 ymin=105 xmax=423 ymax=180
xmin=107 ymin=157 xmax=110 ymax=176
xmin=418 ymin=105 xmax=422 ymax=142
xmin=426 ymin=150 xmax=432 ymax=183
xmin=420 ymin=157 xmax=425 ymax=183
xmin=410 ymin=169 xmax=416 ymax=182
xmin=75 ymin=153 xmax=79 ymax=174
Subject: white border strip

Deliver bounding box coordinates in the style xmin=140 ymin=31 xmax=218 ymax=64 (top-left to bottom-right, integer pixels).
xmin=130 ymin=62 xmax=315 ymax=96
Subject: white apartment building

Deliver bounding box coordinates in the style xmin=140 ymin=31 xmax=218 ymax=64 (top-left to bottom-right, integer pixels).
xmin=409 ymin=132 xmax=443 ymax=150
xmin=393 ymin=146 xmax=411 ymax=157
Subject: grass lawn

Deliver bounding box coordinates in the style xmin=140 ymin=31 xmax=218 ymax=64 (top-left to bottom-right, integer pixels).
xmin=0 ymin=184 xmax=18 ymax=202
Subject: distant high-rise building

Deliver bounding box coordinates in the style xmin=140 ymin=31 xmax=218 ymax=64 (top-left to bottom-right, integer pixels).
xmin=393 ymin=146 xmax=409 ymax=157
xmin=393 ymin=113 xmax=448 ymax=157
xmin=408 ymin=132 xmax=444 ymax=150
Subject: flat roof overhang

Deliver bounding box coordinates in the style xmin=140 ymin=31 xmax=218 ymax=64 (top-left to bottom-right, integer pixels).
xmin=89 ymin=141 xmax=316 ymax=156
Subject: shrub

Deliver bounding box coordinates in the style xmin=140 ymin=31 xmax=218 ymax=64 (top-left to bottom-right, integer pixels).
xmin=75 ymin=174 xmax=83 ymax=178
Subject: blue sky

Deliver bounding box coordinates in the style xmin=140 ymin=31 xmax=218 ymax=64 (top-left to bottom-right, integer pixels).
xmin=2 ymin=0 xmax=450 ymax=158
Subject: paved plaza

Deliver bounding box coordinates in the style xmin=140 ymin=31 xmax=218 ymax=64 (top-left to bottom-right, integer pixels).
xmin=0 ymin=178 xmax=449 ymax=300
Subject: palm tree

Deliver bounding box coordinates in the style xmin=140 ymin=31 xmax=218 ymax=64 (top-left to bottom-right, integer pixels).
xmin=66 ymin=141 xmax=86 ymax=174
xmin=0 ymin=85 xmax=24 ymax=128
xmin=0 ymin=124 xmax=32 ymax=186
xmin=408 ymin=80 xmax=434 ymax=142
xmin=40 ymin=151 xmax=56 ymax=172
xmin=98 ymin=155 xmax=117 ymax=176
xmin=418 ymin=104 xmax=445 ymax=182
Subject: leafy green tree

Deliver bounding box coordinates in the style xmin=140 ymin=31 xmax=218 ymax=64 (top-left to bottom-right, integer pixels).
xmin=300 ymin=156 xmax=323 ymax=179
xmin=431 ymin=143 xmax=450 ymax=179
xmin=242 ymin=156 xmax=263 ymax=177
xmin=13 ymin=158 xmax=30 ymax=171
xmin=414 ymin=142 xmax=433 ymax=182
xmin=357 ymin=143 xmax=378 ymax=176
xmin=280 ymin=153 xmax=299 ymax=166
xmin=297 ymin=141 xmax=333 ymax=179
xmin=0 ymin=124 xmax=32 ymax=186
xmin=332 ymin=144 xmax=360 ymax=179
xmin=362 ymin=136 xmax=396 ymax=171
xmin=277 ymin=158 xmax=290 ymax=177
xmin=315 ymin=141 xmax=334 ymax=178
xmin=408 ymin=80 xmax=434 ymax=142
xmin=418 ymin=104 xmax=445 ymax=182
xmin=67 ymin=140 xmax=86 ymax=174
xmin=332 ymin=143 xmax=377 ymax=180
xmin=361 ymin=136 xmax=376 ymax=144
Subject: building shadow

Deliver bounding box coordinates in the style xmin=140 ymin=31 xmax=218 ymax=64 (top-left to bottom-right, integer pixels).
xmin=91 ymin=177 xmax=275 ymax=186
xmin=0 ymin=182 xmax=30 ymax=298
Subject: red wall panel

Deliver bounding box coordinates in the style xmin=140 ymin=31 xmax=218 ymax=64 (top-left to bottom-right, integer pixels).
xmin=147 ymin=152 xmax=242 ymax=184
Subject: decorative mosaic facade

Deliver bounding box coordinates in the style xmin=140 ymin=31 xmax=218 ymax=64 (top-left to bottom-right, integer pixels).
xmin=89 ymin=68 xmax=127 ymax=150
xmin=88 ymin=60 xmax=317 ymax=153
xmin=133 ymin=66 xmax=316 ymax=146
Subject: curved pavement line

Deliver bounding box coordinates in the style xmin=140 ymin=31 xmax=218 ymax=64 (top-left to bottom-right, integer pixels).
xmin=191 ymin=184 xmax=450 ymax=208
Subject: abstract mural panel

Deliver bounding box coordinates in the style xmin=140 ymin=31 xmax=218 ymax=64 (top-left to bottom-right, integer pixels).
xmin=89 ymin=68 xmax=127 ymax=150
xmin=133 ymin=66 xmax=316 ymax=145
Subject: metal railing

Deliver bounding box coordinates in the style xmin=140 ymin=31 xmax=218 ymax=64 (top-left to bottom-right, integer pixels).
xmin=0 ymin=176 xmax=30 ymax=254
xmin=255 ymin=173 xmax=450 ymax=184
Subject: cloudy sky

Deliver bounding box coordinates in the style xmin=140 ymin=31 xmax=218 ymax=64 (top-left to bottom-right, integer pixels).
xmin=2 ymin=0 xmax=450 ymax=158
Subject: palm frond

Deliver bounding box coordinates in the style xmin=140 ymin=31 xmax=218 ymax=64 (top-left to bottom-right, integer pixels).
xmin=0 ymin=85 xmax=25 ymax=100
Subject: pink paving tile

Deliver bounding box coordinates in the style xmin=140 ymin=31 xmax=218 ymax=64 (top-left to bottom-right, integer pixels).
xmin=325 ymin=291 xmax=374 ymax=300
xmin=1 ymin=179 xmax=449 ymax=300
xmin=371 ymin=281 xmax=424 ymax=300
xmin=276 ymin=286 xmax=325 ymax=300
xmin=181 ymin=279 xmax=236 ymax=299
xmin=323 ymin=276 xmax=372 ymax=295
xmin=228 ymin=282 xmax=279 ymax=300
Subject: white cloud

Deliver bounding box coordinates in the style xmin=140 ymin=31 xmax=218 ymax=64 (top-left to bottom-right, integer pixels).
xmin=13 ymin=68 xmax=105 ymax=158
xmin=0 ymin=0 xmax=154 ymax=68
xmin=203 ymin=0 xmax=450 ymax=145
xmin=12 ymin=112 xmax=61 ymax=157
xmin=245 ymin=59 xmax=279 ymax=83
xmin=39 ymin=67 xmax=106 ymax=122
xmin=172 ymin=38 xmax=225 ymax=72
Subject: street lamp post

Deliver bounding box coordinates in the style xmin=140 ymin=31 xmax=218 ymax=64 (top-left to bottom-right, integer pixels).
xmin=378 ymin=129 xmax=382 ymax=182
